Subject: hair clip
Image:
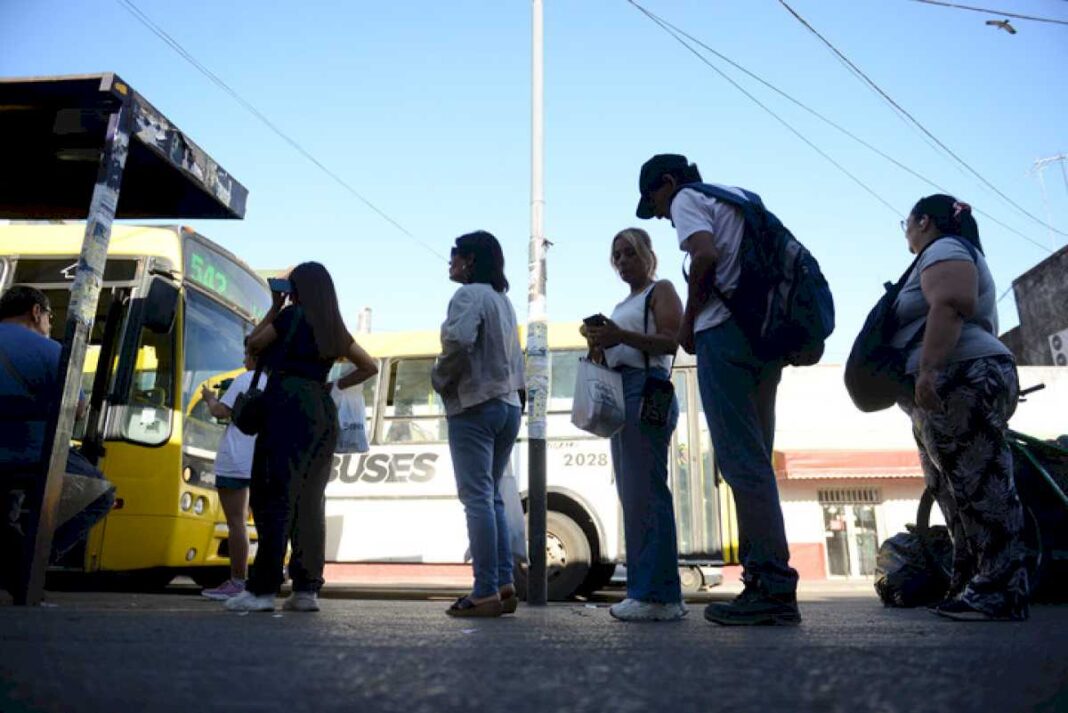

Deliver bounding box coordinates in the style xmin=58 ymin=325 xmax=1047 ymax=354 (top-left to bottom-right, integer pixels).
xmin=952 ymin=201 xmax=972 ymax=219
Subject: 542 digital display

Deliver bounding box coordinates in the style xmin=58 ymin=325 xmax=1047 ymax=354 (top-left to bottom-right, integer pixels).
xmin=182 ymin=237 xmax=271 ymax=319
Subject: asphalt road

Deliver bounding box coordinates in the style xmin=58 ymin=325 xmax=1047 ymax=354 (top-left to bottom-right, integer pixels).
xmin=2 ymin=587 xmax=1067 ymax=713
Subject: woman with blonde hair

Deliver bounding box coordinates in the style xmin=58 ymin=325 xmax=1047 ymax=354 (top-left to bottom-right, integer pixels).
xmin=583 ymin=228 xmax=686 ymax=621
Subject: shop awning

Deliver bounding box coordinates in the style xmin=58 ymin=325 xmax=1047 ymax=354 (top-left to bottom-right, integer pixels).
xmin=774 ymin=450 xmax=922 ymax=480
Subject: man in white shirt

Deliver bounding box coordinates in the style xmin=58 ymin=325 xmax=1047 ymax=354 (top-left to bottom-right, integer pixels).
xmin=636 ymin=154 xmax=799 ymax=626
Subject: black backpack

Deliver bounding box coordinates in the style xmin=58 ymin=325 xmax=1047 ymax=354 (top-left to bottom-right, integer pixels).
xmin=679 ymin=183 xmax=835 ymax=366
xmin=844 ymin=236 xmax=978 ymax=412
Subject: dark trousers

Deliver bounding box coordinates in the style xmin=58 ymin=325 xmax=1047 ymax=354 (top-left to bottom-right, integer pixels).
xmin=695 ymin=320 xmax=798 ymax=595
xmin=248 ymin=376 xmax=338 ymax=596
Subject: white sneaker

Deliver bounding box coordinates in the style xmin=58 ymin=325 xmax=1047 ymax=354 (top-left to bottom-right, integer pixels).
xmin=283 ymin=591 xmax=320 ymax=612
xmin=609 ymin=598 xmax=687 ymax=622
xmin=224 ymin=590 xmax=276 ymax=612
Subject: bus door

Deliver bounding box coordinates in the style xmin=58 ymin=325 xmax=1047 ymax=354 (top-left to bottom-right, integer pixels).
xmin=670 ymin=368 xmax=725 ymax=565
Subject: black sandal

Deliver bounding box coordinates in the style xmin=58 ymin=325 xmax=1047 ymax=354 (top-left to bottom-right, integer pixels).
xmin=446 ymin=596 xmax=504 ymax=618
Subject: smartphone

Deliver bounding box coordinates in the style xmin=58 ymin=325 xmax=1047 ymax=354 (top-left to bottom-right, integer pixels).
xmin=583 ymin=314 xmax=608 ymax=327
xmin=267 ymin=277 xmax=292 ymax=293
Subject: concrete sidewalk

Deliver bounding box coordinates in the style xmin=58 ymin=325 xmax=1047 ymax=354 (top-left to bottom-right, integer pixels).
xmin=2 ymin=590 xmax=1067 ymax=713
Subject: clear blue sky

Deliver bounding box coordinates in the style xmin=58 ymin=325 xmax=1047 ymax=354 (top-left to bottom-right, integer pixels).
xmin=3 ymin=0 xmax=1067 ymax=362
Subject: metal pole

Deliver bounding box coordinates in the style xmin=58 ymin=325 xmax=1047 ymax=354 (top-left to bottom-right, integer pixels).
xmin=525 ymin=0 xmax=549 ymax=606
xmin=15 ymin=104 xmax=131 ymax=605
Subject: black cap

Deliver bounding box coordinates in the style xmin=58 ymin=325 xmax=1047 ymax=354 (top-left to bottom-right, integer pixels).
xmin=636 ymin=153 xmax=690 ymax=219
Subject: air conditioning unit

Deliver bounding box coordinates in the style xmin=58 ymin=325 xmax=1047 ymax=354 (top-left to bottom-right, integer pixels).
xmin=1050 ymin=328 xmax=1068 ymax=366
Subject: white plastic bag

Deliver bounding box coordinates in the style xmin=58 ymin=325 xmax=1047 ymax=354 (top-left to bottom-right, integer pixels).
xmin=500 ymin=463 xmax=528 ymax=563
xmin=331 ymin=383 xmax=370 ymax=454
xmin=570 ymin=358 xmax=625 ymax=438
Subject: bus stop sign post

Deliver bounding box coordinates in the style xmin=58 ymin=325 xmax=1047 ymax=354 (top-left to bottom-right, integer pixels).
xmin=14 ymin=104 xmax=132 ymax=606
xmin=525 ymin=0 xmax=549 ymax=607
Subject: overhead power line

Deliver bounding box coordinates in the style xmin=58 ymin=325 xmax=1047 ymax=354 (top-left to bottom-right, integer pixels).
xmin=625 ymin=0 xmax=1052 ymax=252
xmin=627 ymin=0 xmax=900 ymax=216
xmin=910 ymin=0 xmax=1068 ymax=26
xmin=777 ymin=0 xmax=1068 ymax=241
xmin=115 ymin=0 xmax=447 ymax=262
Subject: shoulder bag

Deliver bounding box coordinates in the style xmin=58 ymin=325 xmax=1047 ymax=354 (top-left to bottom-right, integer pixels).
xmin=638 ymin=283 xmax=676 ymax=427
xmin=232 ymin=307 xmax=303 ymax=436
xmin=844 ymin=237 xmax=977 ymax=413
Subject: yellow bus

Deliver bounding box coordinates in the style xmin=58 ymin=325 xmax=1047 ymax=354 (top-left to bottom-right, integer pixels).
xmin=0 ymin=223 xmax=270 ymax=588
xmin=326 ymin=326 xmax=736 ymax=600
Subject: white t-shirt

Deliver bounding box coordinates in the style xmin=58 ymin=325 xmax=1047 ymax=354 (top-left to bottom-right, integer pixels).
xmin=670 ymin=186 xmax=746 ymax=334
xmin=214 ymin=370 xmax=264 ymax=479
xmin=604 ymin=281 xmax=673 ymax=372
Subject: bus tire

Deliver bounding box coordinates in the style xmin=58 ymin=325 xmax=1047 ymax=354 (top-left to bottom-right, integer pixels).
xmin=515 ymin=510 xmax=592 ymax=601
xmin=578 ymin=563 xmax=616 ymax=596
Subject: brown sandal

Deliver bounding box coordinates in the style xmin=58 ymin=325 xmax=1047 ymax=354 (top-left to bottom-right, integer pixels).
xmin=500 ymin=592 xmax=519 ymax=615
xmin=446 ymin=596 xmax=504 ymax=618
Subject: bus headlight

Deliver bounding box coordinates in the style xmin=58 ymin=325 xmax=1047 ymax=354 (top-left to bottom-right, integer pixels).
xmin=180 ymin=492 xmax=193 ymax=511
xmin=193 ymin=497 xmax=207 ymax=516
xmin=182 ymin=467 xmax=194 ymax=483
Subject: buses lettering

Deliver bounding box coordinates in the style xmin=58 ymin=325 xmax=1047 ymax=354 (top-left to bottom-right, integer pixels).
xmin=330 ymin=453 xmax=438 ymax=484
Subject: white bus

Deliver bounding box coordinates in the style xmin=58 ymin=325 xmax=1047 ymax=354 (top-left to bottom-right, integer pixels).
xmin=323 ymin=325 xmax=731 ymax=600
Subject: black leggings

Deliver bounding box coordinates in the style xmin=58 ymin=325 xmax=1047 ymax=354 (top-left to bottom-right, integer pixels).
xmin=247 ymin=376 xmax=338 ymax=596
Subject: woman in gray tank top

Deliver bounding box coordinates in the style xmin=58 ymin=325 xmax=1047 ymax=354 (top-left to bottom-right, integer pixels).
xmin=583 ymin=228 xmax=686 ymax=622
xmin=894 ymin=194 xmax=1028 ymax=621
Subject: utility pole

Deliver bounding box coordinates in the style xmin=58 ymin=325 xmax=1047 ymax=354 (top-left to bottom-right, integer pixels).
xmin=525 ymin=0 xmax=549 ymax=607
xmin=1030 ymin=153 xmax=1068 ymax=251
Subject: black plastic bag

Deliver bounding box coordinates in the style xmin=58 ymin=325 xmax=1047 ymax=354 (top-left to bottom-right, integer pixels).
xmin=874 ymin=525 xmax=953 ymax=607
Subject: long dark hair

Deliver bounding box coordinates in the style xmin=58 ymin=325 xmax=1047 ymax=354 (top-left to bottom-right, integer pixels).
xmin=910 ymin=194 xmax=984 ymax=255
xmin=288 ymin=262 xmax=352 ymax=360
xmin=454 ymin=231 xmax=509 ymax=293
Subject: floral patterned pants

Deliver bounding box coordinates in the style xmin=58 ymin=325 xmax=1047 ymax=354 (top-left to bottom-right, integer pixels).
xmin=902 ymin=355 xmax=1029 ymax=620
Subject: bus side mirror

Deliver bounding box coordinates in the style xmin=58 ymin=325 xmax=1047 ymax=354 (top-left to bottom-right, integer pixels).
xmin=144 ymin=279 xmax=178 ymax=333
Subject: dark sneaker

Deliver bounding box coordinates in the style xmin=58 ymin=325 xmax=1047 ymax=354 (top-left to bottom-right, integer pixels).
xmin=932 ymin=599 xmax=1024 ymax=622
xmin=704 ymin=588 xmax=801 ymax=626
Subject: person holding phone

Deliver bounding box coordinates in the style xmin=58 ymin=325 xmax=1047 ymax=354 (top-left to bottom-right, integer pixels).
xmin=198 ymin=346 xmax=263 ymax=601
xmin=583 ymin=228 xmax=686 ymax=622
xmin=224 ymin=264 xmax=377 ymax=613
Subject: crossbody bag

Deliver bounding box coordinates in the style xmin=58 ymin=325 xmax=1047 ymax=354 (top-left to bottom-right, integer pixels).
xmin=638 ymin=284 xmax=676 ymax=428
xmin=231 ymin=307 xmax=303 ymax=436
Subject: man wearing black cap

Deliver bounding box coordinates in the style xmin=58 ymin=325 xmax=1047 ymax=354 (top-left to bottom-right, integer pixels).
xmin=636 ymin=154 xmax=800 ymax=626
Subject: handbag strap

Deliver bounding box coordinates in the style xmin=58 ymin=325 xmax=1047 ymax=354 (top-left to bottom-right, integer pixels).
xmin=249 ymin=306 xmax=304 ymax=389
xmin=642 ymin=282 xmax=675 ymax=376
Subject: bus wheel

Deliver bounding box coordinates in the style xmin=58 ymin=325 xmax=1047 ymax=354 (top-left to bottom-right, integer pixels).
xmin=191 ymin=567 xmax=230 ymax=589
xmin=679 ymin=565 xmax=704 ymax=593
xmin=578 ymin=563 xmax=616 ymax=596
xmin=515 ymin=510 xmax=592 ymax=601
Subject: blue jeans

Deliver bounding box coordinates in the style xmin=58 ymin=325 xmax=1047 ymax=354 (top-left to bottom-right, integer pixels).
xmin=610 ymin=367 xmax=682 ymax=603
xmin=447 ymin=399 xmax=522 ymax=598
xmin=695 ymin=320 xmax=798 ymax=595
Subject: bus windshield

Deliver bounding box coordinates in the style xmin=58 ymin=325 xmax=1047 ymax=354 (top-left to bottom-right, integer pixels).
xmin=182 ymin=288 xmax=253 ymax=455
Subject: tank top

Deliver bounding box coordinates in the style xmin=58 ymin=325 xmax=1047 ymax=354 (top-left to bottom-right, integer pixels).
xmin=604 ymin=282 xmax=672 ymax=372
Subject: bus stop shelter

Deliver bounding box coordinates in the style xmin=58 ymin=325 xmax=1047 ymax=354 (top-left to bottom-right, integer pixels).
xmin=0 ymin=73 xmax=248 ymax=604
